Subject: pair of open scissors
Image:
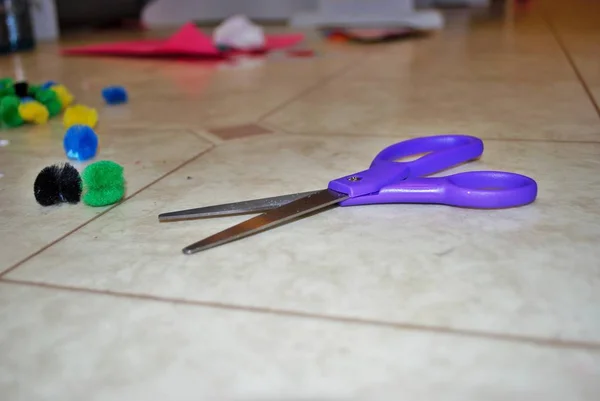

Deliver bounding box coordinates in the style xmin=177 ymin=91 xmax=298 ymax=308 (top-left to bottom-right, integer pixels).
xmin=159 ymin=134 xmax=537 ymax=255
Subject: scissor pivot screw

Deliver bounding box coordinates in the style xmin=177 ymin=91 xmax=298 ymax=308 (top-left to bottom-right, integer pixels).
xmin=348 ymin=176 xmax=362 ymax=181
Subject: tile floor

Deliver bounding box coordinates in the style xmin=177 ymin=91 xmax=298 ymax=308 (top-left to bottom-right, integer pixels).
xmin=1 ymin=0 xmax=600 ymax=399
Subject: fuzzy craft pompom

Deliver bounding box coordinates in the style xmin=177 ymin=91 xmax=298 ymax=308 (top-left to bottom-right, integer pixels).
xmin=41 ymin=81 xmax=57 ymax=89
xmin=35 ymin=88 xmax=62 ymax=117
xmin=81 ymin=160 xmax=125 ymax=207
xmin=14 ymin=81 xmax=29 ymax=98
xmin=0 ymin=85 xmax=15 ymax=98
xmin=63 ymin=124 xmax=98 ymax=161
xmin=0 ymin=77 xmax=14 ymax=89
xmin=101 ymin=86 xmax=128 ymax=105
xmin=34 ymin=163 xmax=82 ymax=206
xmin=27 ymin=84 xmax=41 ymax=97
xmin=64 ymin=104 xmax=98 ymax=129
xmin=0 ymin=96 xmax=24 ymax=127
xmin=18 ymin=100 xmax=49 ymax=124
xmin=51 ymin=84 xmax=74 ymax=109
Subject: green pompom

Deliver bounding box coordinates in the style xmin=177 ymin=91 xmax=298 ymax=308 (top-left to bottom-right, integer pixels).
xmin=0 ymin=78 xmax=14 ymax=89
xmin=35 ymin=89 xmax=61 ymax=117
xmin=0 ymin=86 xmax=15 ymax=98
xmin=35 ymin=88 xmax=57 ymax=103
xmin=0 ymin=95 xmax=24 ymax=127
xmin=28 ymin=84 xmax=41 ymax=97
xmin=46 ymin=99 xmax=62 ymax=117
xmin=81 ymin=161 xmax=125 ymax=207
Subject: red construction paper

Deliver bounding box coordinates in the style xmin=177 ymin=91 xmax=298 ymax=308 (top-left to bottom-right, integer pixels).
xmin=61 ymin=22 xmax=304 ymax=59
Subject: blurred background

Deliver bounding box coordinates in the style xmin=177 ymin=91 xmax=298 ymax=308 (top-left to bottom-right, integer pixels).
xmin=6 ymin=0 xmax=507 ymax=44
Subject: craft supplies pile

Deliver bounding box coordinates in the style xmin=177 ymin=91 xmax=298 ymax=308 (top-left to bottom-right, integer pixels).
xmin=0 ymin=78 xmax=72 ymax=128
xmin=0 ymin=76 xmax=129 ymax=208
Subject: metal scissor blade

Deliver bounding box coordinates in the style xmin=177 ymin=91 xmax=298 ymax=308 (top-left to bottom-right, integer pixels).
xmin=181 ymin=189 xmax=348 ymax=254
xmin=158 ymin=190 xmax=322 ymax=222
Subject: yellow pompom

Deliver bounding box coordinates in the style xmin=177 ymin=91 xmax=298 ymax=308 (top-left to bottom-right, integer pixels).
xmin=63 ymin=104 xmax=98 ymax=128
xmin=50 ymin=84 xmax=74 ymax=109
xmin=18 ymin=101 xmax=49 ymax=125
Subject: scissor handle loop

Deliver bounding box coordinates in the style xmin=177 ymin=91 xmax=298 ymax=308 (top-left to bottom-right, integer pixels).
xmin=371 ymin=134 xmax=484 ymax=177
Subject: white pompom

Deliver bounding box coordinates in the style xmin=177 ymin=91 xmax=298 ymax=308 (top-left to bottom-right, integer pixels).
xmin=213 ymin=15 xmax=266 ymax=50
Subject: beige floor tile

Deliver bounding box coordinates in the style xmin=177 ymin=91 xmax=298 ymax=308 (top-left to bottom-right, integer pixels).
xmin=573 ymin=53 xmax=600 ymax=87
xmin=0 ymin=125 xmax=212 ymax=271
xmin=545 ymin=0 xmax=600 ymax=102
xmin=92 ymin=85 xmax=313 ymax=130
xmin=425 ymin=7 xmax=561 ymax=54
xmin=559 ymin=33 xmax=600 ymax=105
xmin=1 ymin=283 xmax=599 ymax=401
xmin=50 ymin=73 xmax=325 ymax=131
xmin=343 ymin=44 xmax=576 ymax=83
xmin=8 ymin=50 xmax=162 ymax=88
xmin=591 ymin=86 xmax=600 ymax=108
xmin=342 ymin=12 xmax=572 ymax=83
xmin=6 ymin=134 xmax=600 ymax=342
xmin=264 ymin=76 xmax=600 ymax=141
xmin=541 ymin=0 xmax=600 ymax=34
xmin=559 ymin=33 xmax=600 ymax=87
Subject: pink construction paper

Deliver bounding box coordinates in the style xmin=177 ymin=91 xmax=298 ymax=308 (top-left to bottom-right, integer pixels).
xmin=264 ymin=34 xmax=305 ymax=51
xmin=61 ymin=22 xmax=304 ymax=58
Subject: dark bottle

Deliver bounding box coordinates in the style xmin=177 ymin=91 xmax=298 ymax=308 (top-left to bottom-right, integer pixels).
xmin=0 ymin=0 xmax=35 ymax=54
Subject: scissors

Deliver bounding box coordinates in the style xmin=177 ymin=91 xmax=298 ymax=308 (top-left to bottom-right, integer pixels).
xmin=158 ymin=134 xmax=537 ymax=255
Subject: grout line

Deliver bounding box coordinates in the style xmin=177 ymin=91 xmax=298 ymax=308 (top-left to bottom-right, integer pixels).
xmin=187 ymin=128 xmax=225 ymax=146
xmin=541 ymin=11 xmax=600 ymax=118
xmin=262 ymin=124 xmax=600 ymax=144
xmin=2 ymin=277 xmax=600 ymax=352
xmin=0 ymin=146 xmax=215 ymax=278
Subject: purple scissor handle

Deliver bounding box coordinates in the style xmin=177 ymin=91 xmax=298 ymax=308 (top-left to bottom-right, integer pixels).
xmin=328 ymin=134 xmax=537 ymax=209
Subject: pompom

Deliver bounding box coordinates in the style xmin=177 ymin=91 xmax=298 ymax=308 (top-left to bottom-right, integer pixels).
xmin=18 ymin=100 xmax=49 ymax=124
xmin=20 ymin=96 xmax=35 ymax=103
xmin=0 ymin=77 xmax=14 ymax=89
xmin=81 ymin=160 xmax=125 ymax=207
xmin=0 ymin=86 xmax=15 ymax=98
xmin=51 ymin=84 xmax=74 ymax=109
xmin=34 ymin=88 xmax=62 ymax=117
xmin=41 ymin=81 xmax=57 ymax=89
xmin=46 ymin=99 xmax=63 ymax=117
xmin=101 ymin=86 xmax=128 ymax=105
xmin=63 ymin=125 xmax=98 ymax=161
xmin=0 ymin=96 xmax=24 ymax=127
xmin=27 ymin=84 xmax=42 ymax=97
xmin=64 ymin=104 xmax=98 ymax=129
xmin=33 ymin=163 xmax=82 ymax=206
xmin=35 ymin=88 xmax=57 ymax=103
xmin=14 ymin=81 xmax=29 ymax=98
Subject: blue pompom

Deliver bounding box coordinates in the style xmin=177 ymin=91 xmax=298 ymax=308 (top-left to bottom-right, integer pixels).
xmin=63 ymin=125 xmax=98 ymax=161
xmin=101 ymin=86 xmax=128 ymax=105
xmin=41 ymin=81 xmax=57 ymax=89
xmin=20 ymin=96 xmax=35 ymax=103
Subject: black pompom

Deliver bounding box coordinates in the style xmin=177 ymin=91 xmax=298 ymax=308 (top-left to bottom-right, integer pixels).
xmin=14 ymin=81 xmax=29 ymax=98
xmin=34 ymin=163 xmax=82 ymax=206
